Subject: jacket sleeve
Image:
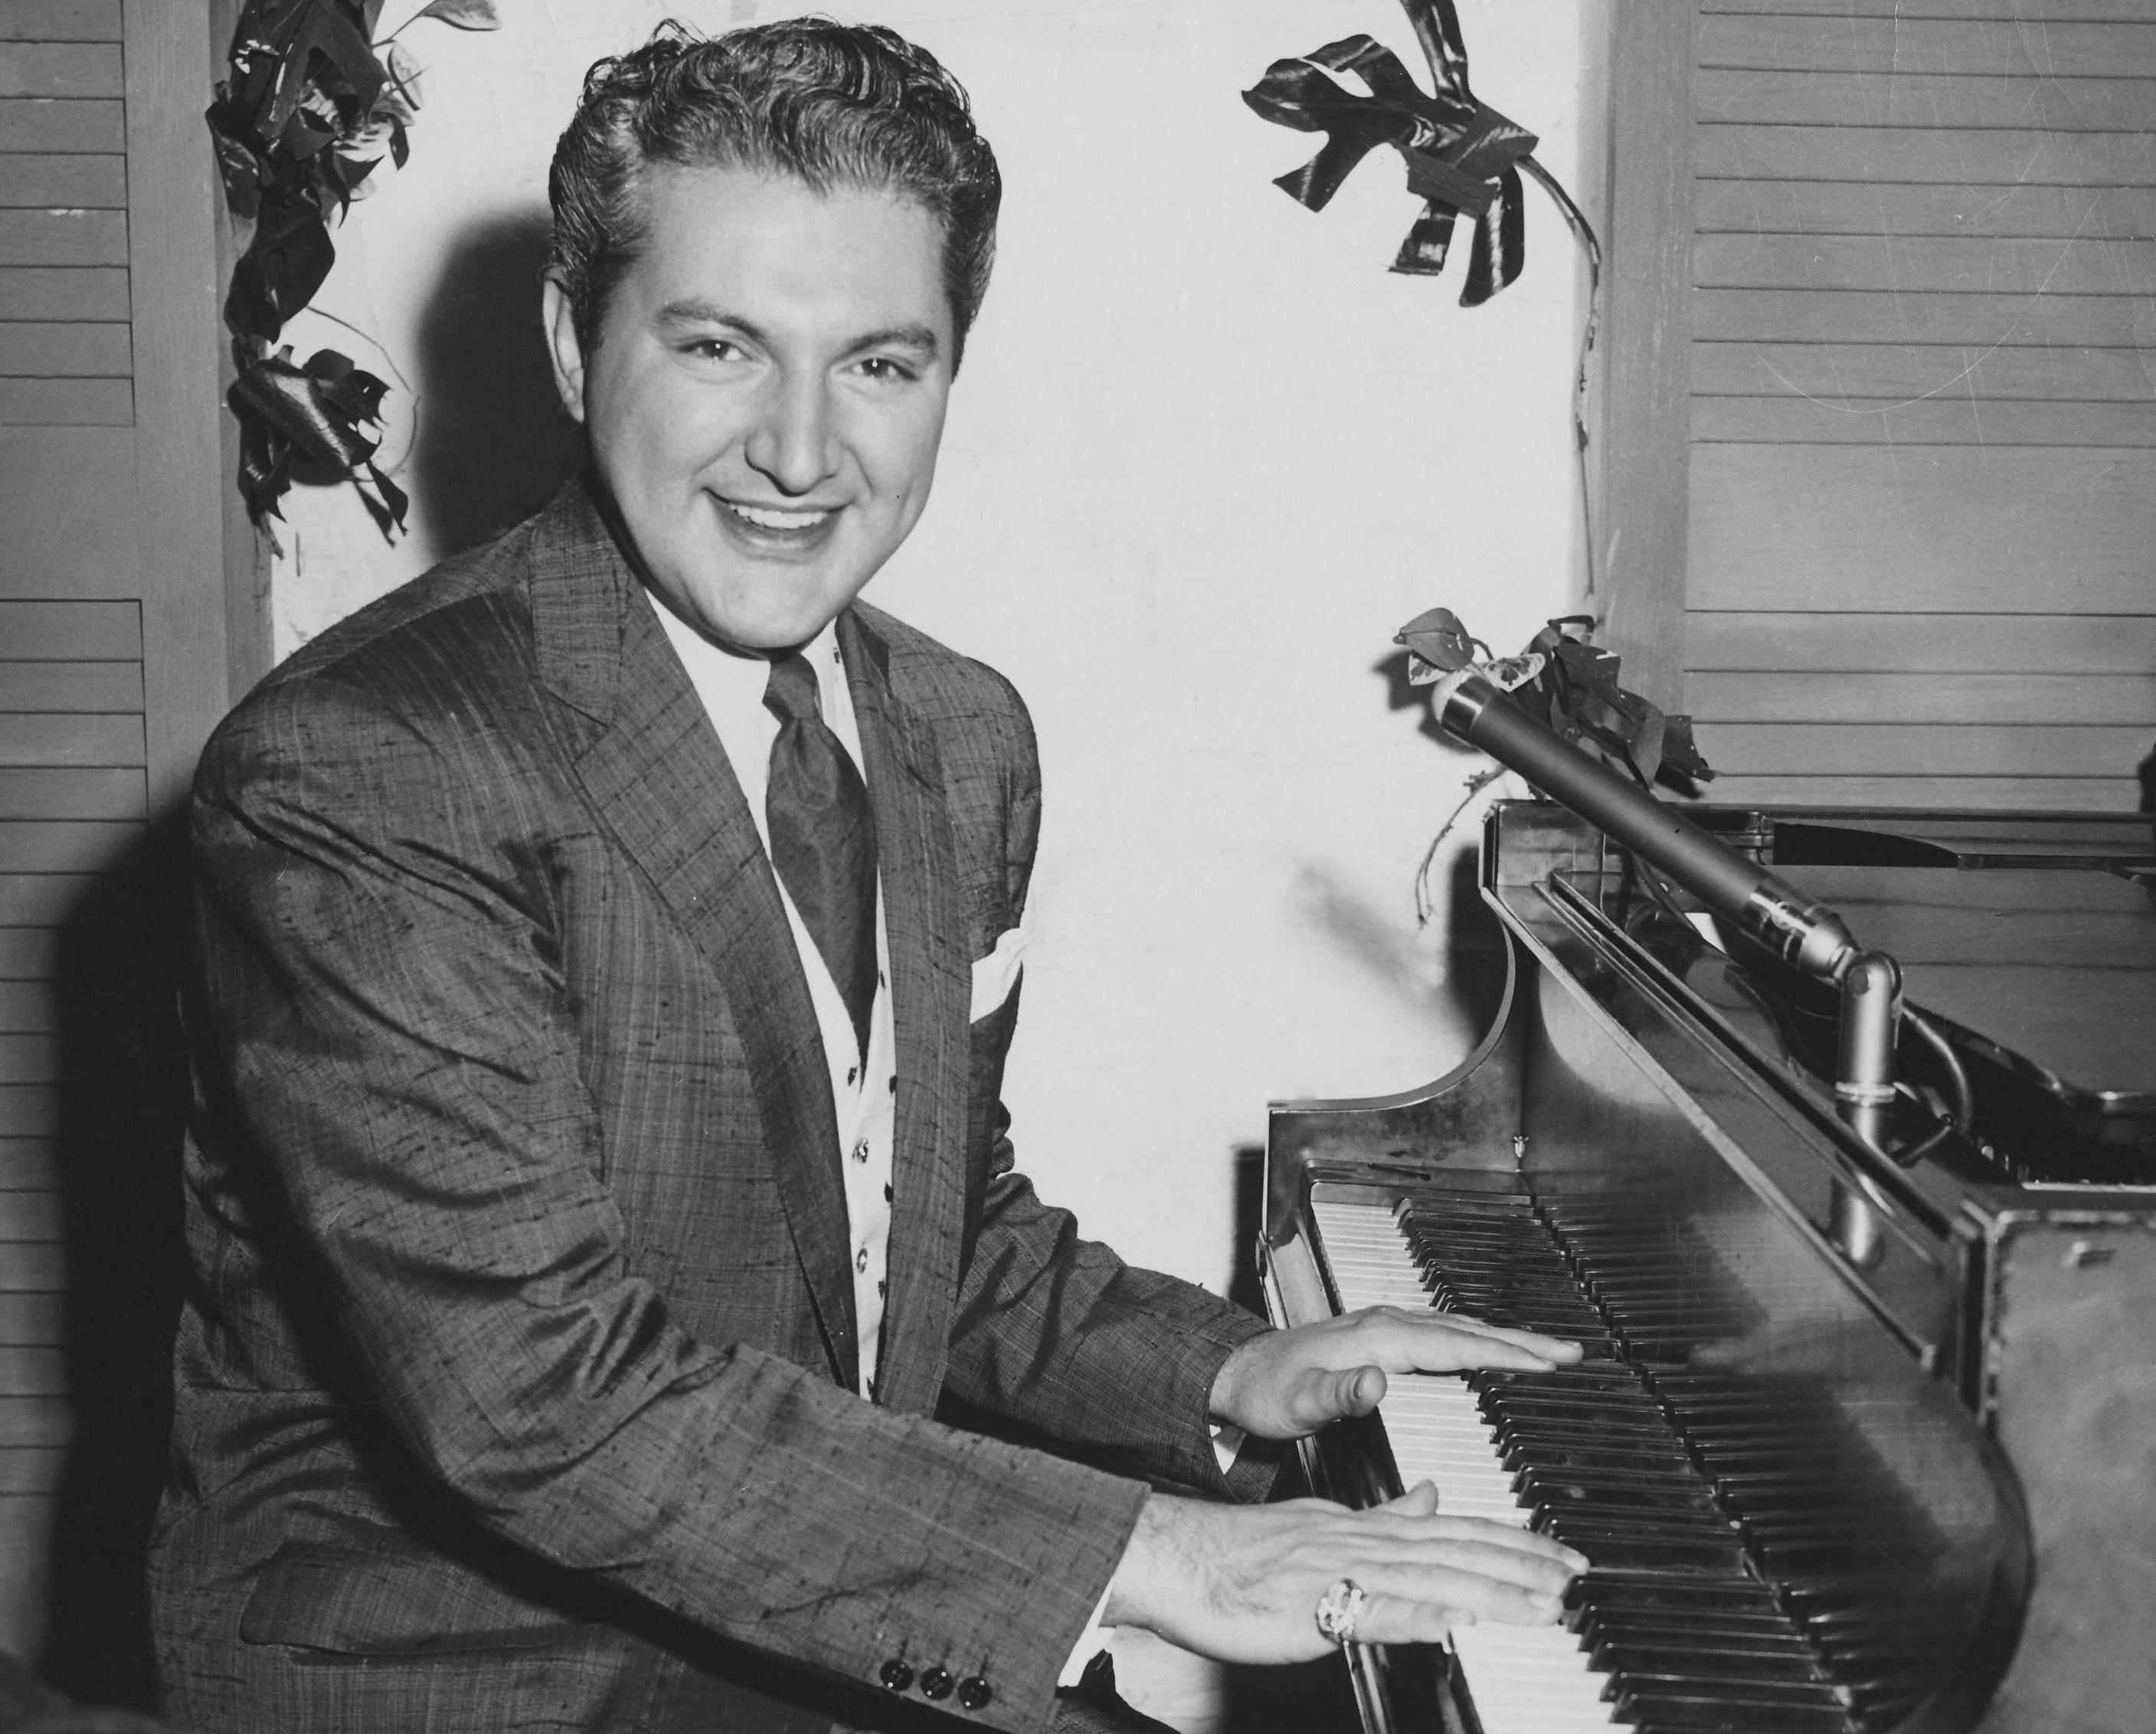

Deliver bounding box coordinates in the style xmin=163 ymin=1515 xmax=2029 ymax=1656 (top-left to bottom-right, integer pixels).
xmin=934 ymin=672 xmax=1279 ymax=1502
xmin=186 ymin=672 xmax=1145 ymax=1734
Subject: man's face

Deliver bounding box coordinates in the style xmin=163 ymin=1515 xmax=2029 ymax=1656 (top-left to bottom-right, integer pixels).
xmin=544 ymin=164 xmax=955 ymax=650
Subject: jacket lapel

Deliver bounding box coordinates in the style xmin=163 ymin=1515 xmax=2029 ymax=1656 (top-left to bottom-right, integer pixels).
xmin=839 ymin=610 xmax=971 ymax=1417
xmin=527 ymin=483 xmax=860 ymax=1392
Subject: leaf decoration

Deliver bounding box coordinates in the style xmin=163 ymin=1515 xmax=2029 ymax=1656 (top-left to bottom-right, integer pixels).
xmin=1395 ymin=606 xmax=1483 ymax=675
xmin=1243 ymin=0 xmax=1596 ymax=308
xmin=1396 ymin=610 xmax=1715 ymax=793
xmin=231 ymin=345 xmax=408 ymax=536
xmin=207 ymin=0 xmax=482 ymax=537
xmin=414 ymin=0 xmax=500 ymax=28
xmin=221 ymin=168 xmax=339 ymax=340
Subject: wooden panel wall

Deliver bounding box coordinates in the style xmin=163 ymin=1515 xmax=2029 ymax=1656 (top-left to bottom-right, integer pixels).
xmin=0 ymin=0 xmax=225 ymax=1687
xmin=1682 ymin=0 xmax=2156 ymax=811
xmin=0 ymin=0 xmax=129 ymax=432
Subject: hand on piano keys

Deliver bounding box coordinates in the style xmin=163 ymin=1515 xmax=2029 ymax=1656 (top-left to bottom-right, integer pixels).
xmin=1207 ymin=1304 xmax=1585 ymax=1441
xmin=1101 ymin=1478 xmax=1587 ymax=1665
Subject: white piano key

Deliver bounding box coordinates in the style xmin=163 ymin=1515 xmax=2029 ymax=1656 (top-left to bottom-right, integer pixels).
xmin=1311 ymin=1197 xmax=1614 ymax=1732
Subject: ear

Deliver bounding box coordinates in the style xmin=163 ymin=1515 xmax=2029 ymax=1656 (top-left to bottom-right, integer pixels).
xmin=540 ymin=276 xmax=588 ymax=424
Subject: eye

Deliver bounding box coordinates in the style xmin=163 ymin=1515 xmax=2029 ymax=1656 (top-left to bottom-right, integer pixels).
xmin=682 ymin=336 xmax=745 ymax=364
xmin=854 ymin=355 xmax=918 ymax=384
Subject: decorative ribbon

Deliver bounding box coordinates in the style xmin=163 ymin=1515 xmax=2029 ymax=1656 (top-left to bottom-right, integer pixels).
xmin=1243 ymin=0 xmax=1598 ymax=309
xmin=229 ymin=345 xmax=408 ymax=538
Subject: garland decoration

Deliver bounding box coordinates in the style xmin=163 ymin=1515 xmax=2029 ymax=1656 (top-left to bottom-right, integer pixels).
xmin=208 ymin=0 xmax=501 ymax=538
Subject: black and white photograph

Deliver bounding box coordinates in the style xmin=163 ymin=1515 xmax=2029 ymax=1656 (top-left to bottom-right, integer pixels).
xmin=0 ymin=2 xmax=2151 ymax=1732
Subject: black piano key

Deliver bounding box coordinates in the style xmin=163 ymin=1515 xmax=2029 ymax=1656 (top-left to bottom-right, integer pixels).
xmin=1547 ymin=1532 xmax=1752 ymax=1575
xmin=1582 ymin=1617 xmax=1817 ymax=1651
xmin=1487 ymin=1404 xmax=1676 ymax=1435
xmin=1609 ymin=1689 xmax=1857 ymax=1732
xmin=1570 ymin=1577 xmax=1784 ymax=1616
xmin=1591 ymin=1644 xmax=1831 ymax=1685
xmin=1477 ymin=1364 xmax=1651 ymax=1387
xmin=1533 ymin=1503 xmax=1737 ymax=1536
xmin=1526 ymin=1475 xmax=1723 ymax=1513
xmin=1507 ymin=1441 xmax=1698 ymax=1474
xmin=1498 ymin=1420 xmax=1690 ymax=1454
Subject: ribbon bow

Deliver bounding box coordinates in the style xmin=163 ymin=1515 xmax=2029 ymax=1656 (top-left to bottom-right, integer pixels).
xmin=1244 ymin=0 xmax=1589 ymax=306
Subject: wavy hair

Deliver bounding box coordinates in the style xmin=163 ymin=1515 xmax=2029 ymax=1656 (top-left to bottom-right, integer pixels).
xmin=548 ymin=18 xmax=1001 ymax=368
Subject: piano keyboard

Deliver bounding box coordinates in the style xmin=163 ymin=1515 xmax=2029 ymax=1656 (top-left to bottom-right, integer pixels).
xmin=1310 ymin=1187 xmax=1909 ymax=1734
xmin=1314 ymin=1198 xmax=1615 ymax=1732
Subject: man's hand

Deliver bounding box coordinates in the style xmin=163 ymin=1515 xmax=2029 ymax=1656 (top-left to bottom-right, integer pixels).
xmin=1209 ymin=1307 xmax=1582 ymax=1439
xmin=1102 ymin=1482 xmax=1584 ymax=1663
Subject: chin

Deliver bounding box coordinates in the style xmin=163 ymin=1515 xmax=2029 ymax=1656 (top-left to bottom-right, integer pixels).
xmin=709 ymin=594 xmax=855 ymax=653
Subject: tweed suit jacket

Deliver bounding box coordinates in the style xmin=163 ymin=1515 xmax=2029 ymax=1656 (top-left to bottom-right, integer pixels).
xmin=148 ymin=480 xmax=1274 ymax=1734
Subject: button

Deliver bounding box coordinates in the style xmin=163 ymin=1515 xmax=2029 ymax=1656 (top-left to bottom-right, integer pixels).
xmin=884 ymin=1183 xmax=893 ymax=1202
xmin=888 ymin=1075 xmax=898 ymax=1094
xmin=852 ymin=1139 xmax=869 ymax=1163
xmin=856 ymin=1248 xmax=869 ymax=1274
xmin=919 ymin=1667 xmax=954 ymax=1701
xmin=846 ymin=1065 xmax=858 ymax=1086
xmin=878 ymin=1279 xmax=886 ymax=1296
xmin=958 ymin=1677 xmax=993 ymax=1712
xmin=879 ymin=1660 xmax=913 ymax=1693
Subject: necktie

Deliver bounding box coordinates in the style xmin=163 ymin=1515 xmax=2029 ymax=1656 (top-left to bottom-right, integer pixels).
xmin=764 ymin=649 xmax=878 ymax=1062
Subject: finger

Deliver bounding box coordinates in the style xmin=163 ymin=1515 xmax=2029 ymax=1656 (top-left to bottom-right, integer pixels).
xmin=1441 ymin=1317 xmax=1585 ymax=1363
xmin=1408 ymin=1568 xmax=1568 ymax=1627
xmin=1353 ymin=1513 xmax=1589 ymax=1574
xmin=1382 ymin=1479 xmax=1441 ymax=1517
xmin=1382 ymin=1317 xmax=1580 ymax=1372
xmin=1345 ymin=1562 xmax=1569 ymax=1641
xmin=1291 ymin=1363 xmax=1386 ymax=1428
xmin=1408 ymin=1536 xmax=1585 ymax=1593
xmin=1330 ymin=1589 xmax=1472 ymax=1648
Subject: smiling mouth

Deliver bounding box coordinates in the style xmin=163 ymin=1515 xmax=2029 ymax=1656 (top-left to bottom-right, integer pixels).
xmin=719 ymin=499 xmax=837 ymax=533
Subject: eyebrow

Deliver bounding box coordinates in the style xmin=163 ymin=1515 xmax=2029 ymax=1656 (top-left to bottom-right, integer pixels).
xmin=653 ymin=300 xmax=941 ymax=362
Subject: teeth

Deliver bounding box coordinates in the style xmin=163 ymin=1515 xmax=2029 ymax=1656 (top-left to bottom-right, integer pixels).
xmin=725 ymin=501 xmax=832 ymax=531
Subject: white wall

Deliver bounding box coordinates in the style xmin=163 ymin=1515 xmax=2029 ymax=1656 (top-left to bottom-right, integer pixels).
xmin=267 ymin=0 xmax=1600 ymax=1294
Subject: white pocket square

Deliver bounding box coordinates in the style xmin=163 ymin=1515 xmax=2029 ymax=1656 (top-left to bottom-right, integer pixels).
xmin=969 ymin=924 xmax=1029 ymax=1022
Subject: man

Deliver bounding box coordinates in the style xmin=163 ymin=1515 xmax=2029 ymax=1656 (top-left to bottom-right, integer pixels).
xmin=149 ymin=20 xmax=1582 ymax=1733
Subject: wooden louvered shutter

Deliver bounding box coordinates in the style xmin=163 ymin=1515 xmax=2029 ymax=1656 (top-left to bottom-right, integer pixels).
xmin=1600 ymin=1 xmax=2156 ymax=810
xmin=1 ymin=0 xmax=231 ymax=1680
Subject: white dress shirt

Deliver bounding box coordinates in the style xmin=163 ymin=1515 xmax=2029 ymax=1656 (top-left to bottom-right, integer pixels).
xmin=650 ymin=595 xmax=896 ymax=1399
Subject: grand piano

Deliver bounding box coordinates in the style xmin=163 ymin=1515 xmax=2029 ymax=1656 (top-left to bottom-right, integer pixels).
xmin=1261 ymin=790 xmax=2156 ymax=1734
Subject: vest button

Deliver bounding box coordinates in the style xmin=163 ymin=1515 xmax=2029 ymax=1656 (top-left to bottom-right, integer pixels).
xmin=919 ymin=1666 xmax=954 ymax=1700
xmin=878 ymin=1659 xmax=913 ymax=1693
xmin=958 ymin=1676 xmax=993 ymax=1711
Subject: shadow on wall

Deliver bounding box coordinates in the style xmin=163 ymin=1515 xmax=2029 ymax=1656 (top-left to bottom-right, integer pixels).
xmin=403 ymin=207 xmax=584 ymax=558
xmin=1283 ymin=653 xmax=1511 ymax=1061
xmin=38 ymin=807 xmax=191 ymax=1712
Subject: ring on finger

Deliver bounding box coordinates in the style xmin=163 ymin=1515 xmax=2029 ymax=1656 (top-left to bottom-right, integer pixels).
xmin=1314 ymin=1578 xmax=1367 ymax=1647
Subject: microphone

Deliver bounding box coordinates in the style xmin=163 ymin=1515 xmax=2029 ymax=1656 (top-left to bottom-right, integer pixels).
xmin=1435 ymin=670 xmax=1858 ymax=985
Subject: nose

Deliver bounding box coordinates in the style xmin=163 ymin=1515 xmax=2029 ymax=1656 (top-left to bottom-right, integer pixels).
xmin=743 ymin=368 xmax=839 ymax=496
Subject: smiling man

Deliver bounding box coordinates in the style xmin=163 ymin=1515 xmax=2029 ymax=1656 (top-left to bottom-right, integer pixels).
xmin=149 ymin=21 xmax=1581 ymax=1734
